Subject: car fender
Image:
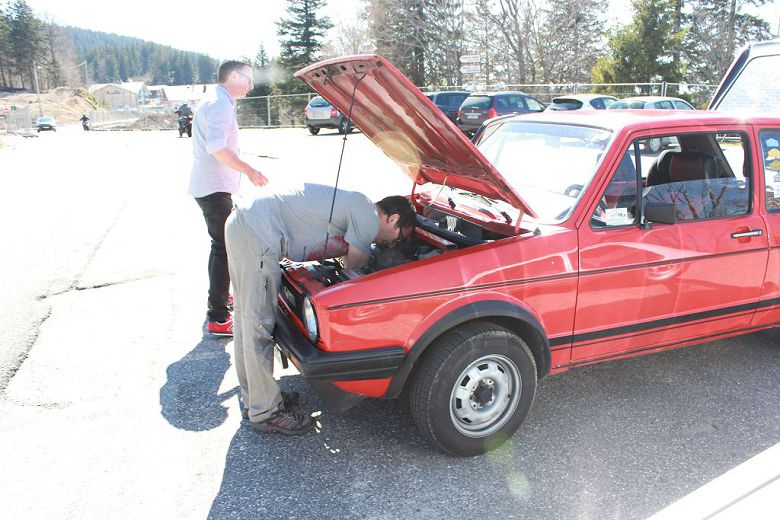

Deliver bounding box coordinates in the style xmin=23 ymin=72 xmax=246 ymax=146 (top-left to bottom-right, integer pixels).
xmin=384 ymin=292 xmax=551 ymax=398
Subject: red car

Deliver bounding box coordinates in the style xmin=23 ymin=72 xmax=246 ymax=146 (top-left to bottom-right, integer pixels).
xmin=278 ymin=55 xmax=780 ymax=456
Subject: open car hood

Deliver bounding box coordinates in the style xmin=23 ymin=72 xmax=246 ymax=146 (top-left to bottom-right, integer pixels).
xmin=294 ymin=55 xmax=535 ymax=218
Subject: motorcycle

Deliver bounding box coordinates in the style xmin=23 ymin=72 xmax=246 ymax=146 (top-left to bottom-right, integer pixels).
xmin=178 ymin=114 xmax=193 ymax=138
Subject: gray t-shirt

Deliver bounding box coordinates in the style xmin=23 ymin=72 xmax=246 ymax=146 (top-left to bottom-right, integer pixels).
xmin=236 ymin=183 xmax=380 ymax=261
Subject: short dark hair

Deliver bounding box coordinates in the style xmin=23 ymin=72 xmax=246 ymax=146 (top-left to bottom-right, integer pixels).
xmin=376 ymin=195 xmax=416 ymax=230
xmin=217 ymin=59 xmax=251 ymax=83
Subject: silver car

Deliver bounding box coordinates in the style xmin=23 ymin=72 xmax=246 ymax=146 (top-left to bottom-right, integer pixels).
xmin=304 ymin=96 xmax=352 ymax=135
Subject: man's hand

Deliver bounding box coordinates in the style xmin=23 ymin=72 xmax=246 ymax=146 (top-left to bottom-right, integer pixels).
xmin=245 ymin=168 xmax=268 ymax=187
xmin=212 ymin=149 xmax=268 ymax=187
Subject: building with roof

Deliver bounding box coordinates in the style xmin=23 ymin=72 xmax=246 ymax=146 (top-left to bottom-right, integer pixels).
xmin=88 ymin=81 xmax=151 ymax=109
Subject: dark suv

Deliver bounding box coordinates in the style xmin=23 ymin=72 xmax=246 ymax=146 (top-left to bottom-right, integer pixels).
xmin=425 ymin=91 xmax=470 ymax=123
xmin=457 ymin=91 xmax=544 ymax=135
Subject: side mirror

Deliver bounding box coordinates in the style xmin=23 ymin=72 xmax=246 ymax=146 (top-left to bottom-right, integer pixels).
xmin=644 ymin=202 xmax=677 ymax=225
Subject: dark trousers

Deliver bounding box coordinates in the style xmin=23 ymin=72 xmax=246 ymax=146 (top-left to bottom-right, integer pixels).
xmin=195 ymin=192 xmax=234 ymax=322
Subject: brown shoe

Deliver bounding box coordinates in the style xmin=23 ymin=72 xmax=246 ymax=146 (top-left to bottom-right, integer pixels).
xmin=251 ymin=407 xmax=314 ymax=435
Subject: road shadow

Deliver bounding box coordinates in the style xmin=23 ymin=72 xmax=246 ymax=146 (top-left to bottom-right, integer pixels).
xmin=206 ymin=331 xmax=780 ymax=519
xmin=159 ymin=327 xmax=236 ymax=431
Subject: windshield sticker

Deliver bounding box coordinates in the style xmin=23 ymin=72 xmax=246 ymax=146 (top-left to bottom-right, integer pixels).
xmin=604 ymin=207 xmax=631 ymax=226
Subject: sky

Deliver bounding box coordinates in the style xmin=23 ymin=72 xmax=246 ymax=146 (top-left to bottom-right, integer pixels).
xmin=23 ymin=0 xmax=780 ymax=62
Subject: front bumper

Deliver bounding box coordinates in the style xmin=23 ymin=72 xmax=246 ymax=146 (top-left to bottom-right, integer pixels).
xmin=273 ymin=307 xmax=406 ymax=382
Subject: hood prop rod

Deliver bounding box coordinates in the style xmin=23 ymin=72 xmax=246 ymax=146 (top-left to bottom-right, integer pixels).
xmin=321 ymin=72 xmax=367 ymax=263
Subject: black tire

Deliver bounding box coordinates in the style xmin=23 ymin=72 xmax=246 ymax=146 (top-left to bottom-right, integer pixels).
xmin=338 ymin=118 xmax=351 ymax=134
xmin=308 ymin=126 xmax=320 ymax=135
xmin=410 ymin=322 xmax=537 ymax=457
xmin=186 ymin=126 xmax=192 ymax=137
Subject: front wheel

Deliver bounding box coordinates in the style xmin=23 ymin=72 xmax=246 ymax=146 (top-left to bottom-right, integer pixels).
xmin=410 ymin=322 xmax=537 ymax=456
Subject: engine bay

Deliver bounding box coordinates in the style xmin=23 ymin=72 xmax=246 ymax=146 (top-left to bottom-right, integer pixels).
xmin=291 ymin=209 xmax=514 ymax=287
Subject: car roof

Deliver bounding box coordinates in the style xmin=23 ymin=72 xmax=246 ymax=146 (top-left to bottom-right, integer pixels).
xmin=468 ymin=91 xmax=529 ymax=97
xmin=552 ymin=94 xmax=616 ymax=102
xmin=617 ymin=96 xmax=687 ymax=103
xmin=488 ymin=109 xmax=778 ymax=132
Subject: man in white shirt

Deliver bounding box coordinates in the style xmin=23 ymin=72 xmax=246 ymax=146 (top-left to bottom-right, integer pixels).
xmin=189 ymin=60 xmax=267 ymax=335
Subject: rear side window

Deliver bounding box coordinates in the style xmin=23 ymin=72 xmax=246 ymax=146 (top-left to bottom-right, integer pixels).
xmin=461 ymin=96 xmax=490 ymax=110
xmin=551 ymin=99 xmax=583 ymax=110
xmin=500 ymin=95 xmax=528 ymax=110
xmin=656 ymin=100 xmax=674 ymax=109
xmin=761 ymin=130 xmax=780 ymax=212
xmin=674 ymin=100 xmax=694 ymax=110
xmin=309 ymin=97 xmax=330 ymax=108
xmin=437 ymin=93 xmax=469 ymax=109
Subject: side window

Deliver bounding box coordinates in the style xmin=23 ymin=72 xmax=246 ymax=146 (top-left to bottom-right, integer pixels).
xmin=591 ymin=150 xmax=639 ymax=228
xmin=674 ymin=100 xmax=694 ymax=110
xmin=657 ymin=100 xmax=674 ymax=109
xmin=642 ymin=132 xmax=751 ymax=222
xmin=591 ymin=98 xmax=606 ymax=110
xmin=760 ymin=130 xmax=780 ymax=212
xmin=525 ymin=97 xmax=543 ymax=111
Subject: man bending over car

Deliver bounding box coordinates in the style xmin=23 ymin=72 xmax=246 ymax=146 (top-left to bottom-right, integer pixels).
xmin=225 ymin=184 xmax=416 ymax=435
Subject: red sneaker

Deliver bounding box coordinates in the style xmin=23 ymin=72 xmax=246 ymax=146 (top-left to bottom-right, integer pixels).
xmin=207 ymin=316 xmax=233 ymax=336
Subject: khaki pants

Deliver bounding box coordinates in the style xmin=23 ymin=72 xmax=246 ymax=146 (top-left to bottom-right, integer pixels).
xmin=224 ymin=211 xmax=283 ymax=422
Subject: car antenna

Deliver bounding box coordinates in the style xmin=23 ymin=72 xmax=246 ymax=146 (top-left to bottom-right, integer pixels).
xmin=321 ymin=71 xmax=367 ymax=263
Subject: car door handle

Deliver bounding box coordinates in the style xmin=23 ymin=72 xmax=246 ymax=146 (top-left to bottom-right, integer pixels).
xmin=731 ymin=229 xmax=763 ymax=239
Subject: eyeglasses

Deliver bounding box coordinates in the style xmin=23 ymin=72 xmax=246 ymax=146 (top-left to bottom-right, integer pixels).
xmin=235 ymin=70 xmax=253 ymax=85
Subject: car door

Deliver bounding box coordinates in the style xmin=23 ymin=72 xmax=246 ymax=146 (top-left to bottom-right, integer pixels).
xmin=573 ymin=127 xmax=768 ymax=364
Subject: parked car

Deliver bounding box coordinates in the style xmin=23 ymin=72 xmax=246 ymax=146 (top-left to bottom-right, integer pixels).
xmin=544 ymin=94 xmax=617 ymax=111
xmin=456 ymin=91 xmax=544 ymax=136
xmin=425 ymin=91 xmax=470 ymax=123
xmin=35 ymin=116 xmax=56 ymax=132
xmin=609 ymin=96 xmax=695 ymax=110
xmin=304 ymin=95 xmax=352 ymax=135
xmin=608 ymin=96 xmax=696 ymax=152
xmin=291 ymin=55 xmax=780 ymax=456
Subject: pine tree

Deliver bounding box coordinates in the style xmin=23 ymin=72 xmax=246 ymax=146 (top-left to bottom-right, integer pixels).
xmin=684 ymin=0 xmax=771 ymax=83
xmin=0 ymin=6 xmax=10 ymax=88
xmin=7 ymin=0 xmax=45 ymax=89
xmin=275 ymin=0 xmax=332 ymax=94
xmin=592 ymin=0 xmax=685 ymax=84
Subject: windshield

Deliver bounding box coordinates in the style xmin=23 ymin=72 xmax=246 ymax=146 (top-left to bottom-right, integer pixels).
xmin=309 ymin=97 xmax=331 ymax=108
xmin=476 ymin=121 xmax=612 ymax=223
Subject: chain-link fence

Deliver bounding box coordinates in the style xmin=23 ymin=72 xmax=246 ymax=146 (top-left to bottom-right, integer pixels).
xmin=74 ymin=81 xmax=718 ymax=132
xmin=238 ymin=93 xmax=314 ymax=128
xmin=2 ymin=105 xmax=34 ymax=134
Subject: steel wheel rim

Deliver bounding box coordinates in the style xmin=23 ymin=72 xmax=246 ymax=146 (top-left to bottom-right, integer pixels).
xmin=449 ymin=354 xmax=522 ymax=438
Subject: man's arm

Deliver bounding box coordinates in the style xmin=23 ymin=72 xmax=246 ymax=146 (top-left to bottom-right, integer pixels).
xmin=211 ymin=148 xmax=268 ymax=187
xmin=344 ymin=244 xmax=369 ymax=269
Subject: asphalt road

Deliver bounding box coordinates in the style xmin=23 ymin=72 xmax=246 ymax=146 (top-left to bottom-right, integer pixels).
xmin=0 ymin=125 xmax=778 ymax=519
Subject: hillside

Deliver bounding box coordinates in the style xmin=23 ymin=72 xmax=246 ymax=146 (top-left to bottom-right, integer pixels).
xmin=65 ymin=26 xmax=220 ymax=86
xmin=0 ymin=88 xmax=96 ymax=125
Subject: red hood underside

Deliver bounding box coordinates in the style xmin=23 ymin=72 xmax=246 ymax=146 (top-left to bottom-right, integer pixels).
xmin=294 ymin=55 xmax=535 ymax=218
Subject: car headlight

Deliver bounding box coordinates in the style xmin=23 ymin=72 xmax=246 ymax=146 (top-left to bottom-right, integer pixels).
xmin=302 ymin=297 xmax=319 ymax=343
